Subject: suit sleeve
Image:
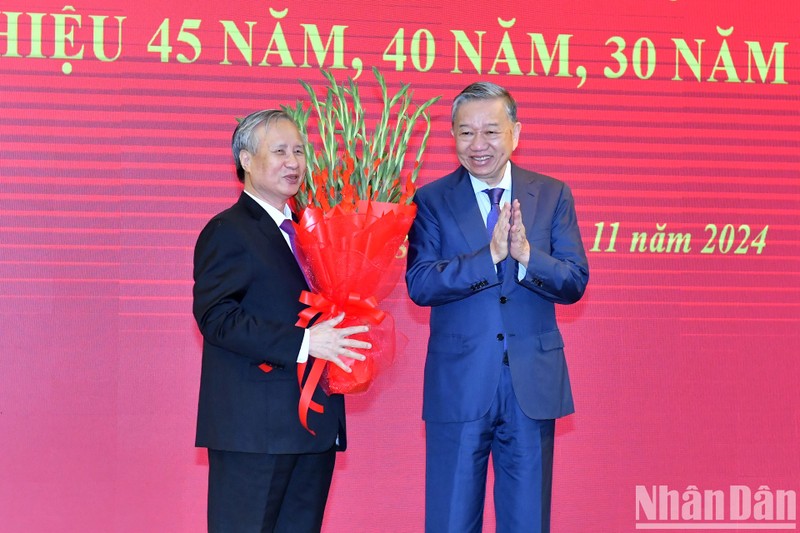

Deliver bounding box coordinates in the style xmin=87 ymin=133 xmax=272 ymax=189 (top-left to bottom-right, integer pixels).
xmin=519 ymin=182 xmax=589 ymax=304
xmin=405 ymin=190 xmax=500 ymax=307
xmin=192 ymin=217 xmax=304 ymax=368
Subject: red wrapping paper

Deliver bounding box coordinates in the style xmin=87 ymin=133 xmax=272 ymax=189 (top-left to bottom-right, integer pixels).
xmin=292 ymin=199 xmax=415 ymax=395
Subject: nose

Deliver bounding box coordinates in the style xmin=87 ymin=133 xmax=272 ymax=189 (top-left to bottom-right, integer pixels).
xmin=285 ymin=152 xmax=300 ymax=168
xmin=469 ymin=132 xmax=489 ymax=150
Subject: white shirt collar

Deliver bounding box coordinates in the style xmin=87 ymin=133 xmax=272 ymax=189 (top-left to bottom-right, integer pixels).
xmin=468 ymin=161 xmax=512 ymax=196
xmin=243 ymin=190 xmax=292 ymax=226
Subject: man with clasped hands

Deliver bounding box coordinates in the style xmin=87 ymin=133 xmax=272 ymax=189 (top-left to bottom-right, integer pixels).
xmin=406 ymin=83 xmax=589 ymax=532
xmin=193 ymin=109 xmax=370 ymax=532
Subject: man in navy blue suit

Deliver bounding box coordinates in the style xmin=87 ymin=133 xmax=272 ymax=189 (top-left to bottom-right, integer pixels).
xmin=406 ymin=83 xmax=589 ymax=532
xmin=193 ymin=110 xmax=370 ymax=532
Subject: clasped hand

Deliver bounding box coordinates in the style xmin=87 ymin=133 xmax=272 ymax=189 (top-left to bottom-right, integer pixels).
xmin=489 ymin=199 xmax=530 ymax=268
xmin=308 ymin=313 xmax=370 ymax=372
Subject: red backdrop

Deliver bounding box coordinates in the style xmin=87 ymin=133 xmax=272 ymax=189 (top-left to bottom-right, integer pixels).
xmin=1 ymin=1 xmax=798 ymax=531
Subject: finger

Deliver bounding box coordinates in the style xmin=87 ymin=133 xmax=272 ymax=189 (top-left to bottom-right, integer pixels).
xmin=513 ymin=200 xmax=524 ymax=219
xmin=326 ymin=313 xmax=346 ymax=326
xmin=493 ymin=225 xmax=506 ymax=240
xmin=341 ymin=349 xmax=367 ymax=361
xmin=328 ymin=356 xmax=353 ymax=373
xmin=340 ymin=325 xmax=369 ymax=336
xmin=499 ymin=210 xmax=512 ymax=229
xmin=512 ymin=203 xmax=522 ymax=223
xmin=343 ymin=339 xmax=372 ymax=350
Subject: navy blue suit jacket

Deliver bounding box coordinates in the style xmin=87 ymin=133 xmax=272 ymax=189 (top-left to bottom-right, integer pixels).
xmin=406 ymin=164 xmax=589 ymax=422
xmin=193 ymin=193 xmax=345 ymax=454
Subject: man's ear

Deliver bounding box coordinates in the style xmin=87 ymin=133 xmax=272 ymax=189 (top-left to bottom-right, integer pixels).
xmin=239 ymin=150 xmax=251 ymax=173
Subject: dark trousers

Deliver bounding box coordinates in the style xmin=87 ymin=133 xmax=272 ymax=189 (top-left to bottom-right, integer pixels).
xmin=425 ymin=364 xmax=556 ymax=533
xmin=207 ymin=447 xmax=336 ymax=533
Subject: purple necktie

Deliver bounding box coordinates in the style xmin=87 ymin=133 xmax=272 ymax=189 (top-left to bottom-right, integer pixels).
xmin=483 ymin=188 xmax=505 ymax=279
xmin=280 ymin=219 xmax=310 ymax=285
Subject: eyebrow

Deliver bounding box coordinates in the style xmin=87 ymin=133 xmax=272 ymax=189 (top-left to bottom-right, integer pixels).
xmin=457 ymin=124 xmax=501 ymax=130
xmin=269 ymin=142 xmax=304 ymax=148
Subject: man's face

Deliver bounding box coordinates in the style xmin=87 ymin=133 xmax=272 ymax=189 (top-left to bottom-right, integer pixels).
xmin=452 ymin=98 xmax=521 ymax=187
xmin=240 ymin=118 xmax=306 ymax=210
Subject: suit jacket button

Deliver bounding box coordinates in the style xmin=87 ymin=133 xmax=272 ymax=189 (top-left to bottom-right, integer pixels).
xmin=497 ymin=333 xmax=504 ymax=341
xmin=499 ymin=296 xmax=508 ymax=304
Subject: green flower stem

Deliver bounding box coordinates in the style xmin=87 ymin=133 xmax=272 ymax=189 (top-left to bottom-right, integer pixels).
xmin=282 ymin=67 xmax=440 ymax=210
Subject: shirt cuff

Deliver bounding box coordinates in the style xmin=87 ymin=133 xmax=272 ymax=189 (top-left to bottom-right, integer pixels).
xmin=517 ymin=261 xmax=527 ymax=281
xmin=296 ymin=329 xmax=310 ymax=363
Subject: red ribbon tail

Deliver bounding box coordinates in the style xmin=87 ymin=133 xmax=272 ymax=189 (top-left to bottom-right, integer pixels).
xmin=297 ymin=359 xmax=327 ymax=436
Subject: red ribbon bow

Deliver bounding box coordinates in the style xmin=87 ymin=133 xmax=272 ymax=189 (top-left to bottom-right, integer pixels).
xmin=296 ymin=291 xmax=386 ymax=328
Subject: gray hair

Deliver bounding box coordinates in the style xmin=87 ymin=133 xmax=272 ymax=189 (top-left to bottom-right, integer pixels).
xmin=231 ymin=109 xmax=297 ymax=182
xmin=451 ymin=82 xmax=518 ymax=124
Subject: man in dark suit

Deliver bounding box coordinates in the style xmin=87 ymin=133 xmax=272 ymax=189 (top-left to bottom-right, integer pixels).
xmin=406 ymin=83 xmax=589 ymax=532
xmin=193 ymin=109 xmax=370 ymax=533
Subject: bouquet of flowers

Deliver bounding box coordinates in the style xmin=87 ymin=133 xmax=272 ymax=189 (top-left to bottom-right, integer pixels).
xmin=281 ymin=68 xmax=439 ymax=423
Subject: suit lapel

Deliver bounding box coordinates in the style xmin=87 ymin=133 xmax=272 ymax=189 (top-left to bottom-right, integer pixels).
xmin=511 ymin=163 xmax=541 ymax=238
xmin=443 ymin=167 xmax=490 ymax=253
xmin=505 ymin=164 xmax=541 ymax=286
xmin=239 ymin=193 xmax=281 ymax=244
xmin=238 ymin=193 xmax=305 ymax=278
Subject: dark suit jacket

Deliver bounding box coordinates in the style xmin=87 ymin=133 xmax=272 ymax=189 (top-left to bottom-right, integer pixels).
xmin=406 ymin=163 xmax=589 ymax=422
xmin=193 ymin=192 xmax=345 ymax=454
